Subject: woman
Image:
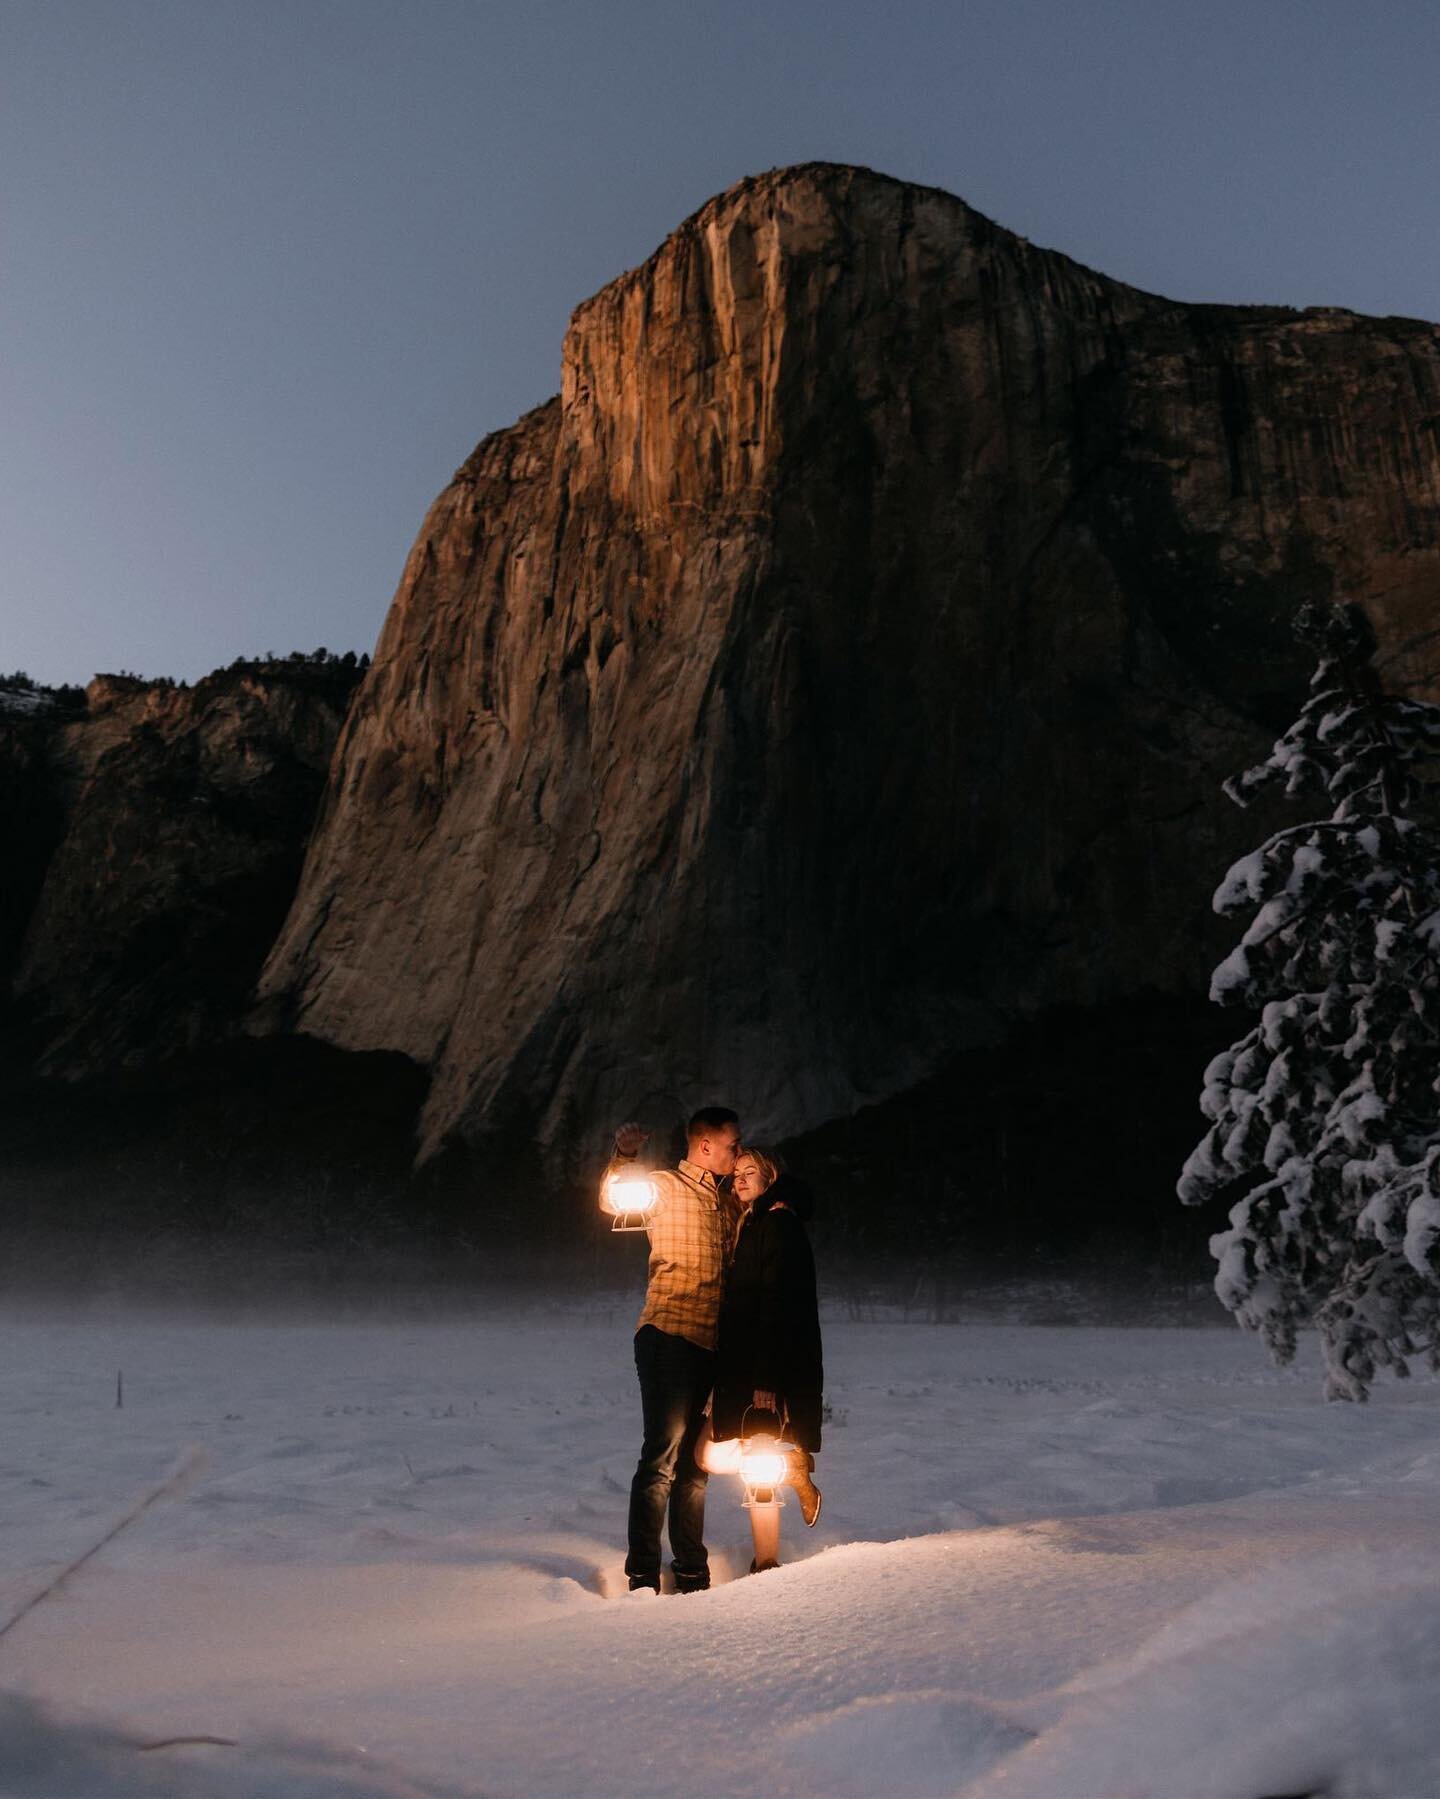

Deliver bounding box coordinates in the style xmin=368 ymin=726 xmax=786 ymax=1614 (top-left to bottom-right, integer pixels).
xmin=713 ymin=1148 xmax=824 ymax=1545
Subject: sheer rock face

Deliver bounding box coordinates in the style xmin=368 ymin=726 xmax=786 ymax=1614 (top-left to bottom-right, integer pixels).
xmin=255 ymin=163 xmax=1440 ymax=1165
xmin=11 ymin=671 xmax=352 ymax=1075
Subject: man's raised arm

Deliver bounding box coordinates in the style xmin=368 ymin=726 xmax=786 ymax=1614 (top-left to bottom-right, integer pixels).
xmin=599 ymin=1121 xmax=651 ymax=1214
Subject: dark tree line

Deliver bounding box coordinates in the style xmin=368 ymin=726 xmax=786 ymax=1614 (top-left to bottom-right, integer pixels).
xmin=2 ymin=652 xmax=370 ymax=718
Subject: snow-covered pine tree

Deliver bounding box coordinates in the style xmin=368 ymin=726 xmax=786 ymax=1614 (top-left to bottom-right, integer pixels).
xmin=1179 ymin=601 xmax=1440 ymax=1399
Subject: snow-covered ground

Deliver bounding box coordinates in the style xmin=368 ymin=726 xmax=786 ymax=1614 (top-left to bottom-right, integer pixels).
xmin=2 ymin=1304 xmax=1439 ymax=1797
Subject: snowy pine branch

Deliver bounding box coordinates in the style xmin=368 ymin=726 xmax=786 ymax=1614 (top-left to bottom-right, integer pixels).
xmin=1180 ymin=600 xmax=1440 ymax=1398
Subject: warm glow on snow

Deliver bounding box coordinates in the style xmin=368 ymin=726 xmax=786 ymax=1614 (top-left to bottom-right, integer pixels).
xmin=701 ymin=1435 xmax=743 ymax=1474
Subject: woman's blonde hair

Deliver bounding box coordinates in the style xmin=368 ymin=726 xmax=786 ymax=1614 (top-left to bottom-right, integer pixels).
xmin=736 ymin=1146 xmax=780 ymax=1191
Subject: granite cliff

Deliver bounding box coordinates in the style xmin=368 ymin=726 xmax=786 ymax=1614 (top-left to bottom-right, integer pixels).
xmin=254 ymin=163 xmax=1440 ymax=1169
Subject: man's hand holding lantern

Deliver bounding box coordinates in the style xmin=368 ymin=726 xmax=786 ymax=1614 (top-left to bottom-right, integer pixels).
xmin=614 ymin=1121 xmax=649 ymax=1158
xmin=604 ymin=1124 xmax=659 ymax=1231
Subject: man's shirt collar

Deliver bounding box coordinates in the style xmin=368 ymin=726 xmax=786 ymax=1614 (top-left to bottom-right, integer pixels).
xmin=678 ymin=1158 xmax=719 ymax=1192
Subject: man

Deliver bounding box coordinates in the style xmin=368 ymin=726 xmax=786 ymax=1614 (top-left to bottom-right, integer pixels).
xmin=601 ymin=1106 xmax=742 ymax=1593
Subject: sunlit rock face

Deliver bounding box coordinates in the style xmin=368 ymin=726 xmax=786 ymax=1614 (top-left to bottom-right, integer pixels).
xmin=255 ymin=163 xmax=1440 ymax=1165
xmin=12 ymin=670 xmax=353 ymax=1075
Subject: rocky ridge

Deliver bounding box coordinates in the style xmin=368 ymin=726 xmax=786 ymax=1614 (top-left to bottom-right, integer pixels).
xmin=6 ymin=665 xmax=357 ymax=1075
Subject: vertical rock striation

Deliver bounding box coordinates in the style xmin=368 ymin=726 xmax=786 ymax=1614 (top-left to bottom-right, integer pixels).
xmin=255 ymin=164 xmax=1440 ymax=1165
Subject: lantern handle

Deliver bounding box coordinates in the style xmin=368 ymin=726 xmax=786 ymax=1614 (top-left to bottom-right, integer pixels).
xmin=739 ymin=1401 xmax=791 ymax=1441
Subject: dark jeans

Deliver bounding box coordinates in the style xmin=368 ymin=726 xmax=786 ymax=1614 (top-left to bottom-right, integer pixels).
xmin=626 ymin=1324 xmax=715 ymax=1590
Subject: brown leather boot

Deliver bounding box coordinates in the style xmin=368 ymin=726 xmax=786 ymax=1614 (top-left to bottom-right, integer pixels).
xmin=788 ymin=1450 xmax=822 ymax=1527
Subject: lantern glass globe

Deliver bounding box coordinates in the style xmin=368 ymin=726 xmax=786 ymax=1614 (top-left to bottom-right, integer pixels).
xmin=607 ymin=1176 xmax=657 ymax=1212
xmin=738 ymin=1442 xmax=789 ymax=1488
xmin=606 ymin=1174 xmax=659 ymax=1230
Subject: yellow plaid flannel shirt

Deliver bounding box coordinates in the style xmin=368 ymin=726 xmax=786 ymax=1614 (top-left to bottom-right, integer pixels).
xmin=601 ymin=1156 xmax=742 ymax=1351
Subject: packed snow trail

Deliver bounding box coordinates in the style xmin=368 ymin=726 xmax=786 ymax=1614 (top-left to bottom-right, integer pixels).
xmin=2 ymin=1313 xmax=1439 ymax=1795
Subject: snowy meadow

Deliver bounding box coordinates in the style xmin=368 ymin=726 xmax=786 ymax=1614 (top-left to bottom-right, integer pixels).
xmin=2 ymin=1304 xmax=1440 ymax=1797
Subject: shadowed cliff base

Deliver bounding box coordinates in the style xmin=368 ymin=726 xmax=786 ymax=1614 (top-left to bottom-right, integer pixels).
xmin=0 ymin=1034 xmax=430 ymax=1300
xmin=0 ymin=994 xmax=1225 ymax=1306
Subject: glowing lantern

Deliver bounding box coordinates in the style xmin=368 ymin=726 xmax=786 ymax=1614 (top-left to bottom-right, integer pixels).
xmin=701 ymin=1410 xmax=795 ymax=1570
xmin=737 ymin=1432 xmax=794 ymax=1504
xmin=605 ymin=1172 xmax=659 ymax=1233
xmin=738 ymin=1414 xmax=794 ymax=1573
xmin=698 ymin=1424 xmax=794 ymax=1498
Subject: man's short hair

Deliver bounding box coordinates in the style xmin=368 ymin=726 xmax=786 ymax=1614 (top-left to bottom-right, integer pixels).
xmin=687 ymin=1105 xmax=738 ymax=1145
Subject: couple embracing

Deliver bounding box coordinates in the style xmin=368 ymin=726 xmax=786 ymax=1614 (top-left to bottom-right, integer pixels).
xmin=600 ymin=1107 xmax=824 ymax=1593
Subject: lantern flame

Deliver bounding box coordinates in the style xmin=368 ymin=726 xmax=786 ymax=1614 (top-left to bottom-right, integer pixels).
xmin=738 ymin=1440 xmax=790 ymax=1489
xmin=606 ymin=1175 xmax=658 ymax=1214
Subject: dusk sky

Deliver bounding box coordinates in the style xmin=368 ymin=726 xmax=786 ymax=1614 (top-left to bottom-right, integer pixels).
xmin=5 ymin=0 xmax=1439 ymax=687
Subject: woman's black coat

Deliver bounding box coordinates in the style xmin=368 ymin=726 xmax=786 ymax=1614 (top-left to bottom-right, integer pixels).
xmin=712 ymin=1174 xmax=823 ymax=1453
